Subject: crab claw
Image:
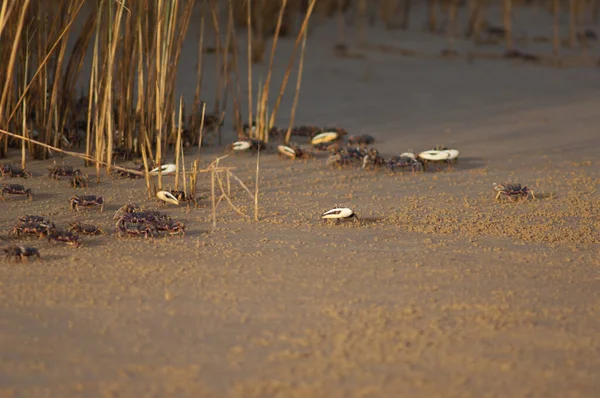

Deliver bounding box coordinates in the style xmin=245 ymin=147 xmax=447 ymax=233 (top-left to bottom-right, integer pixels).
xmin=277 ymin=145 xmax=297 ymax=159
xmin=150 ymin=164 xmax=177 ymax=175
xmin=232 ymin=140 xmax=252 ymax=151
xmin=156 ymin=190 xmax=180 ymax=205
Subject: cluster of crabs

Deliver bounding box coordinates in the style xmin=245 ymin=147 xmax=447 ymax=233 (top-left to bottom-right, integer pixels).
xmin=228 ymin=124 xmax=460 ymax=173
xmin=113 ymin=203 xmax=185 ymax=238
xmin=3 ymin=214 xmax=101 ymax=262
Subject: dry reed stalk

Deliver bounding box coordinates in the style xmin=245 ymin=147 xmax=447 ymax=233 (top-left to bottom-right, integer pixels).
xmin=254 ymin=142 xmax=260 ymax=221
xmin=210 ymin=0 xmax=224 ymax=119
xmin=0 ymin=0 xmax=31 ymax=135
xmin=246 ymin=0 xmax=254 ymax=139
xmin=226 ymin=0 xmax=244 ymax=139
xmin=198 ymin=101 xmax=206 ymax=155
xmin=569 ymin=0 xmax=577 ymax=47
xmin=191 ymin=4 xmax=205 ymax=141
xmin=181 ymin=145 xmax=187 ymax=204
xmin=447 ymin=0 xmax=458 ymax=47
xmin=336 ymin=0 xmax=346 ymax=44
xmin=267 ymin=0 xmax=317 ymax=131
xmin=175 ymin=96 xmax=183 ymax=190
xmin=357 ymin=0 xmax=367 ymax=45
xmin=101 ymin=0 xmax=126 ymax=174
xmin=284 ymin=28 xmax=308 ymax=145
xmin=256 ymin=0 xmax=287 ymax=143
xmin=211 ymin=167 xmax=217 ymax=227
xmin=140 ymin=136 xmax=152 ymax=199
xmin=0 ymin=127 xmax=145 ymax=177
xmin=0 ymin=1 xmax=18 ymax=36
xmin=21 ymin=25 xmax=31 ymax=170
xmin=189 ymin=159 xmax=199 ymax=207
xmin=428 ymin=0 xmax=437 ymax=32
xmin=553 ymin=0 xmax=560 ymax=55
xmin=504 ymin=0 xmax=513 ymax=51
xmin=5 ymin=1 xmax=84 ymax=129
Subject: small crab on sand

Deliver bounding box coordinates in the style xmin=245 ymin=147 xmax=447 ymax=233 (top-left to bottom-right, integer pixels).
xmin=493 ymin=183 xmax=535 ymax=202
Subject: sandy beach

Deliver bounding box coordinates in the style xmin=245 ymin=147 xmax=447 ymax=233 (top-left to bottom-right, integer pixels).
xmin=1 ymin=2 xmax=600 ymax=397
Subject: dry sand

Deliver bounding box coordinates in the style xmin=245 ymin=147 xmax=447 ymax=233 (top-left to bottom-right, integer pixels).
xmin=1 ymin=4 xmax=600 ymax=397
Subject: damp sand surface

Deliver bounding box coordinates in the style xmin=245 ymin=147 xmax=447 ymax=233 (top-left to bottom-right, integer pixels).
xmin=1 ymin=14 xmax=600 ymax=398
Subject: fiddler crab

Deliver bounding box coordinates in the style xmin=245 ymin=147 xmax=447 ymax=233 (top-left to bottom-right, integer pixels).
xmin=493 ymin=183 xmax=535 ymax=202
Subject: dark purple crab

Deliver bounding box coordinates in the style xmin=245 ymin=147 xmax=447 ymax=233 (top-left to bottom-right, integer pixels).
xmin=18 ymin=215 xmax=48 ymax=224
xmin=154 ymin=219 xmax=186 ymax=237
xmin=326 ymin=148 xmax=356 ymax=169
xmin=3 ymin=245 xmax=41 ymax=263
xmin=115 ymin=222 xmax=158 ymax=239
xmin=362 ymin=148 xmax=386 ymax=170
xmin=69 ymin=171 xmax=88 ymax=188
xmin=386 ymin=155 xmax=424 ymax=173
xmin=348 ymin=134 xmax=375 ymax=147
xmin=48 ymin=230 xmax=81 ymax=247
xmin=68 ymin=222 xmax=104 ymax=235
xmin=0 ymin=163 xmax=32 ymax=178
xmin=169 ymin=189 xmax=192 ymax=203
xmin=9 ymin=219 xmax=56 ymax=238
xmin=48 ymin=164 xmax=80 ymax=180
xmin=1 ymin=183 xmax=33 ymax=201
xmin=493 ymin=183 xmax=536 ymax=202
xmin=70 ymin=195 xmax=104 ymax=212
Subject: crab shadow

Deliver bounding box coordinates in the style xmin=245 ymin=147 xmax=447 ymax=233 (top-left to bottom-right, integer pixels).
xmin=357 ymin=216 xmax=385 ymax=226
xmin=532 ymin=192 xmax=554 ymax=201
xmin=425 ymin=157 xmax=486 ymax=172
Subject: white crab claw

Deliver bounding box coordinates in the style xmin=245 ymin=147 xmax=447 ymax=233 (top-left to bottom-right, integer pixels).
xmin=277 ymin=145 xmax=296 ymax=159
xmin=321 ymin=207 xmax=356 ymax=220
xmin=311 ymin=132 xmax=339 ymax=146
xmin=150 ymin=164 xmax=177 ymax=175
xmin=418 ymin=150 xmax=451 ymax=161
xmin=156 ymin=190 xmax=180 ymax=205
xmin=232 ymin=140 xmax=252 ymax=151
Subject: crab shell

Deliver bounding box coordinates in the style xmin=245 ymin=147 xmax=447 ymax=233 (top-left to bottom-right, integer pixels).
xmin=321 ymin=207 xmax=356 ymax=220
xmin=311 ymin=132 xmax=340 ymax=146
xmin=277 ymin=145 xmax=297 ymax=159
xmin=156 ymin=190 xmax=180 ymax=205
xmin=150 ymin=164 xmax=177 ymax=175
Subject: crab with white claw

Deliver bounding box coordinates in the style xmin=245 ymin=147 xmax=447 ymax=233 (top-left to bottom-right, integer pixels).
xmin=493 ymin=183 xmax=535 ymax=202
xmin=277 ymin=144 xmax=314 ymax=160
xmin=311 ymin=128 xmax=347 ymax=151
xmin=1 ymin=183 xmax=33 ymax=201
xmin=3 ymin=245 xmax=41 ymax=263
xmin=418 ymin=147 xmax=460 ymax=169
xmin=150 ymin=164 xmax=177 ymax=175
xmin=157 ymin=190 xmax=180 ymax=206
xmin=321 ymin=206 xmax=359 ymax=224
xmin=229 ymin=139 xmax=265 ymax=153
xmin=70 ymin=195 xmax=104 ymax=212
